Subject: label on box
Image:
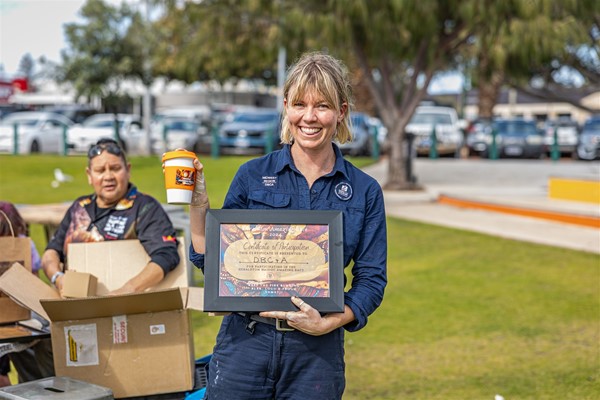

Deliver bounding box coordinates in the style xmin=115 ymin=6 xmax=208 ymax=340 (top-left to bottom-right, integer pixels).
xmin=112 ymin=315 xmax=128 ymax=344
xmin=150 ymin=324 xmax=166 ymax=335
xmin=64 ymin=323 xmax=99 ymax=367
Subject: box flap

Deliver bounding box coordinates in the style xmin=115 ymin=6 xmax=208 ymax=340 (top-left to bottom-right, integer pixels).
xmin=40 ymin=287 xmax=186 ymax=322
xmin=0 ymin=263 xmax=59 ymax=321
xmin=67 ymin=239 xmax=188 ymax=294
xmin=184 ymin=287 xmax=205 ymax=312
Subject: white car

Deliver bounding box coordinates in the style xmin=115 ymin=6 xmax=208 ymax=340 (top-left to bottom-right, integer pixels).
xmin=406 ymin=106 xmax=465 ymax=157
xmin=543 ymin=118 xmax=579 ymax=157
xmin=0 ymin=111 xmax=74 ymax=154
xmin=68 ymin=114 xmax=146 ymax=155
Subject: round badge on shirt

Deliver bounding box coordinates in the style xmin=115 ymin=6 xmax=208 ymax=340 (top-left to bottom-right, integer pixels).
xmin=334 ymin=182 xmax=353 ymax=201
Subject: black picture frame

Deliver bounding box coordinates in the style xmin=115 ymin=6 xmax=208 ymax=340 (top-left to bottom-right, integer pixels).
xmin=204 ymin=209 xmax=344 ymax=313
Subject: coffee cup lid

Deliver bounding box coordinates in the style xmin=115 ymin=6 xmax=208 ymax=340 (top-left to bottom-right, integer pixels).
xmin=162 ymin=150 xmax=197 ymax=162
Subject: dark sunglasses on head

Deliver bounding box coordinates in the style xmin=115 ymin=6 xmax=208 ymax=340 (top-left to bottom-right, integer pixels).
xmin=88 ymin=139 xmax=125 ymax=160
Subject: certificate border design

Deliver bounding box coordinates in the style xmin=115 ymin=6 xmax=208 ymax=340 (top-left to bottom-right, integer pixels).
xmin=204 ymin=209 xmax=344 ymax=313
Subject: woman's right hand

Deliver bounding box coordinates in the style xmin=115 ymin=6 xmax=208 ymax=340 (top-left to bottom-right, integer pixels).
xmin=191 ymin=157 xmax=209 ymax=208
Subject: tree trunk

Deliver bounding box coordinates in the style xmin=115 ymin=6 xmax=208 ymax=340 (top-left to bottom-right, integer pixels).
xmin=477 ymin=53 xmax=505 ymax=118
xmin=383 ymin=119 xmax=422 ymax=191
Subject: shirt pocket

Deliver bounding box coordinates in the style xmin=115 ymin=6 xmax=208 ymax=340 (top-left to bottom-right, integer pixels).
xmin=248 ymin=190 xmax=291 ymax=209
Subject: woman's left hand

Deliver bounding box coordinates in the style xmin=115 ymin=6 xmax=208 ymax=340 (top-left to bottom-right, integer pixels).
xmin=260 ymin=296 xmax=337 ymax=336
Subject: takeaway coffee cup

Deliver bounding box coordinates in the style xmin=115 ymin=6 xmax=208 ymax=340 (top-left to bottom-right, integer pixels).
xmin=162 ymin=150 xmax=197 ymax=204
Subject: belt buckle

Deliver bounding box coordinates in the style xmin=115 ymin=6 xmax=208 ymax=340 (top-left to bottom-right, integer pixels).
xmin=275 ymin=318 xmax=294 ymax=332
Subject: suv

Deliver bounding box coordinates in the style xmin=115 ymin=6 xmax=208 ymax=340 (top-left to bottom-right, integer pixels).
xmin=406 ymin=106 xmax=464 ymax=157
xmin=218 ymin=108 xmax=281 ymax=155
xmin=481 ymin=118 xmax=545 ymax=159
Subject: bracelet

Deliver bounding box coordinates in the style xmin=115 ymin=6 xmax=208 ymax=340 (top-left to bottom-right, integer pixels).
xmin=51 ymin=271 xmax=64 ymax=285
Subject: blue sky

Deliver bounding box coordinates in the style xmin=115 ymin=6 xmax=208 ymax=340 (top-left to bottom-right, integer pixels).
xmin=0 ymin=0 xmax=88 ymax=75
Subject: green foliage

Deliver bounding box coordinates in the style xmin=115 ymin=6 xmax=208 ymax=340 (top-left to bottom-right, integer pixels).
xmin=59 ymin=0 xmax=155 ymax=102
xmin=154 ymin=0 xmax=284 ymax=84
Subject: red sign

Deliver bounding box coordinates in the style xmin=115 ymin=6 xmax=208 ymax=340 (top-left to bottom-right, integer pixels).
xmin=0 ymin=76 xmax=30 ymax=104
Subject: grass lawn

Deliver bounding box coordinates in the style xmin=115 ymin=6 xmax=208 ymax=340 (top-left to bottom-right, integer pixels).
xmin=1 ymin=154 xmax=598 ymax=398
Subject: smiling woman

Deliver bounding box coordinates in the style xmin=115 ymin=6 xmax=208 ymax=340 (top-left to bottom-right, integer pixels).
xmin=187 ymin=51 xmax=388 ymax=400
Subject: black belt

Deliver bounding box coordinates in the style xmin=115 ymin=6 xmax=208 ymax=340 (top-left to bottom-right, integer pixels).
xmin=236 ymin=312 xmax=294 ymax=332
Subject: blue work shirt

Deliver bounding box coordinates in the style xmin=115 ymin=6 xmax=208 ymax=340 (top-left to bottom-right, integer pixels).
xmin=190 ymin=143 xmax=387 ymax=331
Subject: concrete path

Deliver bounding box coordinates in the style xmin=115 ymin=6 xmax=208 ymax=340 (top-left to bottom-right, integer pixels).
xmin=363 ymin=158 xmax=600 ymax=254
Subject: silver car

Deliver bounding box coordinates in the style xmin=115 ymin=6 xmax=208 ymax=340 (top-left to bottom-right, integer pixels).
xmin=151 ymin=117 xmax=211 ymax=154
xmin=0 ymin=111 xmax=74 ymax=154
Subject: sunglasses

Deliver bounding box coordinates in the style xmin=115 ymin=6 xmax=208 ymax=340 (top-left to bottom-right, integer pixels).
xmin=88 ymin=139 xmax=126 ymax=161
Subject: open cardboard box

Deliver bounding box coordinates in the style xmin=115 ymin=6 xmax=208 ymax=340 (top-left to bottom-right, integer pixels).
xmin=0 ymin=239 xmax=204 ymax=399
xmin=0 ymin=236 xmax=32 ymax=323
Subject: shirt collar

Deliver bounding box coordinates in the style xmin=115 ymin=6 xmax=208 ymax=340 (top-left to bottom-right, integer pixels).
xmin=85 ymin=183 xmax=138 ymax=211
xmin=275 ymin=143 xmax=351 ymax=181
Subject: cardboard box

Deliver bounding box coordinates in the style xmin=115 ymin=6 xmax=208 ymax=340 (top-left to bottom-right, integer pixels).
xmin=0 ymin=240 xmax=204 ymax=399
xmin=67 ymin=240 xmax=189 ymax=295
xmin=62 ymin=270 xmax=98 ymax=298
xmin=0 ymin=294 xmax=31 ymax=324
xmin=0 ymin=237 xmax=32 ymax=324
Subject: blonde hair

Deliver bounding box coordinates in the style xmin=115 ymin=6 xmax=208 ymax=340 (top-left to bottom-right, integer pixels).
xmin=281 ymin=52 xmax=354 ymax=144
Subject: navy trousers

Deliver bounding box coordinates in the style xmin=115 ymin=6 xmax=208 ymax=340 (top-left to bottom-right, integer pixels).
xmin=205 ymin=313 xmax=345 ymax=400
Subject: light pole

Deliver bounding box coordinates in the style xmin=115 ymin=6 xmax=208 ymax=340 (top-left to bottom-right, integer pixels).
xmin=142 ymin=0 xmax=153 ymax=156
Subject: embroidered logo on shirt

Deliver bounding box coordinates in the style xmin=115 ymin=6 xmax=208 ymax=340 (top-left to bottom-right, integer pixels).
xmin=162 ymin=235 xmax=177 ymax=242
xmin=262 ymin=176 xmax=277 ymax=187
xmin=334 ymin=182 xmax=353 ymax=201
xmin=104 ymin=215 xmax=127 ymax=237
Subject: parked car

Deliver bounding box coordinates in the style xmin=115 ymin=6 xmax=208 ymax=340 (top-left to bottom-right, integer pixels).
xmin=151 ymin=117 xmax=211 ymax=154
xmin=0 ymin=111 xmax=74 ymax=154
xmin=480 ymin=118 xmax=545 ymax=159
xmin=337 ymin=112 xmax=374 ymax=156
xmin=42 ymin=104 xmax=99 ymax=124
xmin=154 ymin=106 xmax=212 ymax=126
xmin=576 ymin=116 xmax=600 ymax=161
xmin=542 ymin=118 xmax=579 ymax=157
xmin=218 ymin=108 xmax=281 ymax=154
xmin=406 ymin=106 xmax=464 ymax=157
xmin=465 ymin=118 xmax=493 ymax=156
xmin=368 ymin=116 xmax=389 ymax=154
xmin=68 ymin=113 xmax=146 ymax=155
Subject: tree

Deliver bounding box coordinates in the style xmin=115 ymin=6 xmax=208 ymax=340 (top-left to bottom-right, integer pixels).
xmin=309 ymin=0 xmax=479 ymax=189
xmin=17 ymin=54 xmax=35 ymax=80
xmin=156 ymin=0 xmax=481 ymax=190
xmin=153 ymin=0 xmax=287 ymax=85
xmin=57 ymin=0 xmax=151 ymax=108
xmin=472 ymin=0 xmax=600 ymax=118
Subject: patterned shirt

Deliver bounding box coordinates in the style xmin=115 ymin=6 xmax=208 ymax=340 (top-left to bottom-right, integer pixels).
xmin=47 ymin=184 xmax=179 ymax=275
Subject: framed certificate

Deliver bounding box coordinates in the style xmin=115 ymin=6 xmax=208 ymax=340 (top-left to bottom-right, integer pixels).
xmin=204 ymin=209 xmax=344 ymax=313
